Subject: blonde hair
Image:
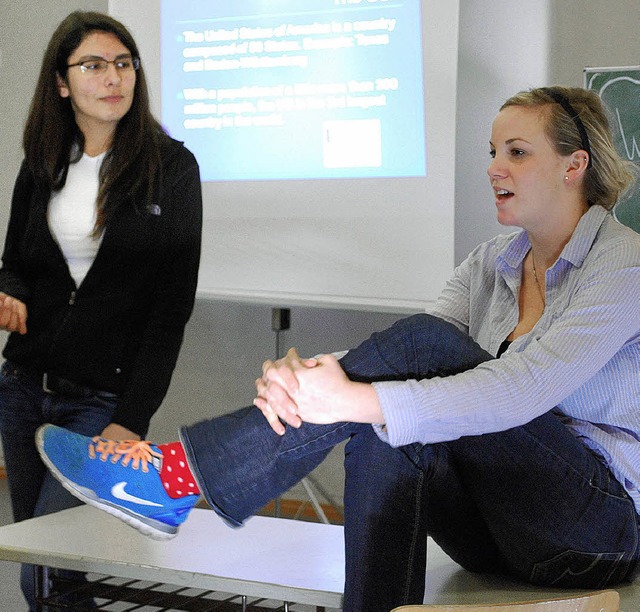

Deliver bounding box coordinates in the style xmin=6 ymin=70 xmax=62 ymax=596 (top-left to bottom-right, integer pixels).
xmin=501 ymin=86 xmax=636 ymax=210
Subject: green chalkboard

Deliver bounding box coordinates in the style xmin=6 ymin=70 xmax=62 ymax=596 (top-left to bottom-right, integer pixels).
xmin=584 ymin=66 xmax=640 ymax=233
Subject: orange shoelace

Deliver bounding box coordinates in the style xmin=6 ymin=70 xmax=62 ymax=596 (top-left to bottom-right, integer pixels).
xmin=88 ymin=438 xmax=162 ymax=473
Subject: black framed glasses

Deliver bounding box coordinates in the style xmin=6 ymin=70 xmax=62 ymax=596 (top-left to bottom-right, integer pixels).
xmin=67 ymin=56 xmax=140 ymax=75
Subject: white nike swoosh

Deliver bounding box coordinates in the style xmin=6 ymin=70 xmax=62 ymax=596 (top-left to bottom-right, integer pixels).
xmin=111 ymin=482 xmax=163 ymax=507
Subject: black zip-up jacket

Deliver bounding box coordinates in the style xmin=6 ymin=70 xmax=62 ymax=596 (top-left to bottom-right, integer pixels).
xmin=0 ymin=136 xmax=202 ymax=435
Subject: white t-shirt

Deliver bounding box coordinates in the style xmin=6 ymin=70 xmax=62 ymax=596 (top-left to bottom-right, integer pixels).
xmin=48 ymin=152 xmax=105 ymax=287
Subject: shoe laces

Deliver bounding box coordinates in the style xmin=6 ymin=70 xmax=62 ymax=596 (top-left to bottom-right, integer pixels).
xmin=89 ymin=438 xmax=162 ymax=473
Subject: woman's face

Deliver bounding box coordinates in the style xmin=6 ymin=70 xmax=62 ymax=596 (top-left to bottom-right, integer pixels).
xmin=487 ymin=105 xmax=570 ymax=231
xmin=57 ymin=30 xmax=136 ymax=141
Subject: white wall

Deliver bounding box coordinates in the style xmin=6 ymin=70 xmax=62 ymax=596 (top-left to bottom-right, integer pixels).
xmin=453 ymin=0 xmax=640 ymax=262
xmin=1 ymin=0 xmax=639 ymax=505
xmin=0 ymin=0 xmax=108 ymax=235
xmin=454 ymin=1 xmax=551 ymax=262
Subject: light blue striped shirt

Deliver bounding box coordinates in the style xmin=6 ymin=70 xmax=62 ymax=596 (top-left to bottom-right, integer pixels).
xmin=373 ymin=206 xmax=640 ymax=512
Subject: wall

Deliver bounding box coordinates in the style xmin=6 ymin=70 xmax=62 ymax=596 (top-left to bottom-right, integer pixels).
xmin=0 ymin=0 xmax=108 ymax=223
xmin=1 ymin=0 xmax=639 ymax=507
xmin=550 ymin=1 xmax=640 ymax=85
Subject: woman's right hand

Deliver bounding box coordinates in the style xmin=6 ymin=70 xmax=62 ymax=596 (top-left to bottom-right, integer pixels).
xmin=0 ymin=292 xmax=27 ymax=334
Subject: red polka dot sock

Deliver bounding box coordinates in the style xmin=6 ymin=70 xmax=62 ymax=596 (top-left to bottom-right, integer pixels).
xmin=157 ymin=441 xmax=201 ymax=499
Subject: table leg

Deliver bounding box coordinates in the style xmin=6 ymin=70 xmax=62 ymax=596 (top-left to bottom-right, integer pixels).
xmin=34 ymin=565 xmax=50 ymax=612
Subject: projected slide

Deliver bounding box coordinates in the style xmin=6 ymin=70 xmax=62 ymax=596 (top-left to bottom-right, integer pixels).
xmin=161 ymin=0 xmax=425 ymax=181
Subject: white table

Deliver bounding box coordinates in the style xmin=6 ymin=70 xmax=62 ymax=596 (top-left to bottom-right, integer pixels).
xmin=1 ymin=505 xmax=639 ymax=611
xmin=0 ymin=505 xmax=345 ymax=610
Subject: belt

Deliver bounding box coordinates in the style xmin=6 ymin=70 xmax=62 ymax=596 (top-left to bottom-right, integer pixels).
xmin=8 ymin=364 xmax=104 ymax=398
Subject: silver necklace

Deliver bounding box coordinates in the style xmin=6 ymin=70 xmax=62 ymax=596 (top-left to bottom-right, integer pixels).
xmin=531 ymin=254 xmax=546 ymax=307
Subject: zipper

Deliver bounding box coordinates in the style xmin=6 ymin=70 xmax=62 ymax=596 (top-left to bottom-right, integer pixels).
xmin=46 ymin=289 xmax=78 ymax=366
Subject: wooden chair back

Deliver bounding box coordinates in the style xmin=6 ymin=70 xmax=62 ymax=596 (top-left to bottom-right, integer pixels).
xmin=391 ymin=589 xmax=619 ymax=612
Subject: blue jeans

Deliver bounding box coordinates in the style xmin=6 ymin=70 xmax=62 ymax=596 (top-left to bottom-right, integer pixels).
xmin=0 ymin=362 xmax=118 ymax=611
xmin=181 ymin=314 xmax=640 ymax=612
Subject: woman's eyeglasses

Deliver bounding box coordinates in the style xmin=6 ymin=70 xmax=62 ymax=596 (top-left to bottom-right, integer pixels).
xmin=67 ymin=56 xmax=140 ymax=76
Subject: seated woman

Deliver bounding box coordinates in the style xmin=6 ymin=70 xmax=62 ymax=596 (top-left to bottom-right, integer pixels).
xmin=37 ymin=85 xmax=640 ymax=612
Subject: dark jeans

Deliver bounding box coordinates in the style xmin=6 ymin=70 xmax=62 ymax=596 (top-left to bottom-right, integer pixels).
xmin=0 ymin=362 xmax=118 ymax=611
xmin=181 ymin=314 xmax=640 ymax=612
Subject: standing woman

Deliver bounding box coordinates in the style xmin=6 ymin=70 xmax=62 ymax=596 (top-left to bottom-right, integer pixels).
xmin=0 ymin=11 xmax=202 ymax=609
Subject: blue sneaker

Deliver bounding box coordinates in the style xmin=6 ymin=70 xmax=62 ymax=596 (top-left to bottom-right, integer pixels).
xmin=36 ymin=424 xmax=199 ymax=540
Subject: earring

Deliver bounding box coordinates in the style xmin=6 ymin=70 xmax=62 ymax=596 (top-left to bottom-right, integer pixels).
xmin=564 ymin=176 xmax=568 ymax=181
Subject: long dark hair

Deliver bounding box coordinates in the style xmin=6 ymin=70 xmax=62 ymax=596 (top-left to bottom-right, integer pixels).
xmin=23 ymin=11 xmax=166 ymax=232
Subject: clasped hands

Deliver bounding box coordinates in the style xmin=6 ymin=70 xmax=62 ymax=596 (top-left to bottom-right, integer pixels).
xmin=254 ymin=347 xmax=383 ymax=436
